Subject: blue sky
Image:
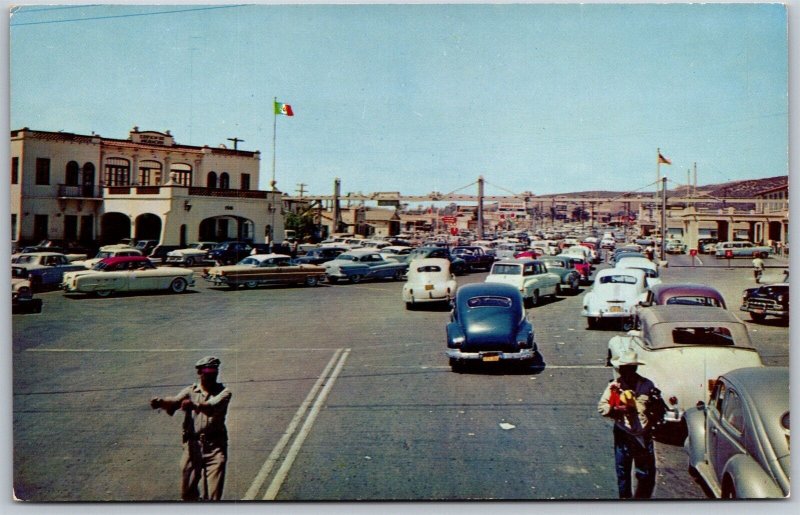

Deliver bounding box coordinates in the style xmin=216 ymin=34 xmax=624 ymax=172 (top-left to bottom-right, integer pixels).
xmin=8 ymin=3 xmax=789 ymax=197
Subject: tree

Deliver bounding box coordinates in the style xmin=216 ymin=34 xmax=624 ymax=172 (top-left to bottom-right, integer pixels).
xmin=285 ymin=212 xmax=319 ymax=242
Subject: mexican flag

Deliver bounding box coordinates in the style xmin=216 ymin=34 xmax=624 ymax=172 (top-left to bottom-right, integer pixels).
xmin=275 ymin=101 xmax=294 ymax=116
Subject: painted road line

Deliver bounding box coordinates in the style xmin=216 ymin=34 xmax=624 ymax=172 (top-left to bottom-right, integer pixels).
xmin=26 ymin=348 xmax=336 ymax=353
xmin=263 ymin=348 xmax=351 ymax=500
xmin=242 ymin=348 xmax=344 ymax=500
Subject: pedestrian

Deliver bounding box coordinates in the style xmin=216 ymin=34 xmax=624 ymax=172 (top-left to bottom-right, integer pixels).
xmin=150 ymin=356 xmax=232 ymax=501
xmin=597 ymin=351 xmax=659 ymax=499
xmin=752 ymin=253 xmax=765 ymax=283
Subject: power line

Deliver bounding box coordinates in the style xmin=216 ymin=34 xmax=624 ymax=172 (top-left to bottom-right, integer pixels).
xmin=10 ymin=5 xmax=246 ymax=27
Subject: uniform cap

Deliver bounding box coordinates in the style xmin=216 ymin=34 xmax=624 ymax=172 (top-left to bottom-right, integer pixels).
xmin=195 ymin=356 xmax=221 ymax=369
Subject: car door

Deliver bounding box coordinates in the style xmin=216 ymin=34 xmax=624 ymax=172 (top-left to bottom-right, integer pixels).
xmin=709 ymin=383 xmax=747 ymax=486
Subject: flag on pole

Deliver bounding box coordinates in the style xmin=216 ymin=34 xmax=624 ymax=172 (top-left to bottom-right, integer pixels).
xmin=658 ymin=152 xmax=671 ymax=165
xmin=275 ymin=101 xmax=294 ymax=116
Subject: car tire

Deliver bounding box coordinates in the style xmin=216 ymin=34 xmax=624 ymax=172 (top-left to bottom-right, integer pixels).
xmin=530 ymin=290 xmax=539 ymax=307
xmin=170 ymin=278 xmax=188 ymax=293
xmin=749 ymin=312 xmax=767 ymax=322
xmin=621 ymin=318 xmax=634 ymax=332
xmin=185 ymin=257 xmax=194 ymax=267
xmin=587 ymin=317 xmax=598 ymax=330
xmin=449 ymin=358 xmax=464 ymax=373
xmin=244 ymin=280 xmax=258 ymax=289
xmin=96 ymin=289 xmax=112 ymax=297
xmin=305 ymin=276 xmax=319 ymax=287
xmin=554 ymin=284 xmax=562 ymax=296
xmin=570 ymin=276 xmax=580 ymax=291
xmin=349 ymin=274 xmax=363 ymax=284
xmin=327 ymin=277 xmax=338 ymax=284
xmin=405 ymin=302 xmax=414 ymax=311
xmin=760 ymin=251 xmax=769 ymax=259
xmin=393 ymin=270 xmax=404 ymax=281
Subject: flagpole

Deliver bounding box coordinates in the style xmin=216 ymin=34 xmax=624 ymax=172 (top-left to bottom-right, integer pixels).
xmin=271 ymin=96 xmax=278 ymax=192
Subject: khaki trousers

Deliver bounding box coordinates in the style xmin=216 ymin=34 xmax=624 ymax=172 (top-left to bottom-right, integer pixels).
xmin=180 ymin=440 xmax=227 ymax=501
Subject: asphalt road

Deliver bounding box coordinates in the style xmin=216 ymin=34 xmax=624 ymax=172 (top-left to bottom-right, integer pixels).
xmin=11 ymin=253 xmax=789 ymax=501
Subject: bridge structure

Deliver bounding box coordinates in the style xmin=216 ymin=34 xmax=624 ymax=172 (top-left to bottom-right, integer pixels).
xmin=284 ymin=176 xmax=787 ymax=242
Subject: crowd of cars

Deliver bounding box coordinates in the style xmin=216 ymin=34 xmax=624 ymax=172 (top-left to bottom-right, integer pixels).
xmin=10 ymin=228 xmax=789 ymax=498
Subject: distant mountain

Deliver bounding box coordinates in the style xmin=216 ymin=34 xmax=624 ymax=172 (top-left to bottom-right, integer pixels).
xmin=539 ymin=176 xmax=787 ymax=199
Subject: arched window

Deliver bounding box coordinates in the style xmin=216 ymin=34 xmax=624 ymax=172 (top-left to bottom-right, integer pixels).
xmin=82 ymin=163 xmax=95 ymax=197
xmin=138 ymin=160 xmax=163 ymax=186
xmin=219 ymin=172 xmax=230 ymax=189
xmin=65 ymin=161 xmax=80 ymax=186
xmin=170 ymin=163 xmax=193 ymax=186
xmin=104 ymin=157 xmax=131 ymax=186
xmin=207 ymin=171 xmax=218 ymax=189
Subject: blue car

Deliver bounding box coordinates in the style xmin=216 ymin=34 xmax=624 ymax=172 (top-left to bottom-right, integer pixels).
xmin=445 ymin=283 xmax=537 ymax=372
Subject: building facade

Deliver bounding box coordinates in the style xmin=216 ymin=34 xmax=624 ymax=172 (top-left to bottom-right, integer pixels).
xmin=10 ymin=127 xmax=285 ymax=248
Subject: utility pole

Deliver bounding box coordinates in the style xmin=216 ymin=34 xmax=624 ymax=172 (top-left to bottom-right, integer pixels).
xmin=296 ymin=183 xmax=307 ymax=198
xmin=477 ymin=176 xmax=485 ymax=239
xmin=227 ymin=137 xmax=244 ymax=150
xmin=660 ymin=177 xmax=667 ymax=261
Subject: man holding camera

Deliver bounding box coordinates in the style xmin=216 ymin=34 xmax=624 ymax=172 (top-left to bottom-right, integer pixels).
xmin=150 ymin=356 xmax=232 ymax=501
xmin=597 ymin=351 xmax=659 ymax=499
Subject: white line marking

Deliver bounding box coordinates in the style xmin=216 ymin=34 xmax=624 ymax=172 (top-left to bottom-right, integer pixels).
xmin=263 ymin=348 xmax=351 ymax=500
xmin=242 ymin=348 xmax=344 ymax=500
xmin=25 ymin=348 xmax=335 ymax=353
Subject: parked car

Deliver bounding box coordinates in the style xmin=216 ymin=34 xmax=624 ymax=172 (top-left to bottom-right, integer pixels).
xmin=403 ymin=247 xmax=467 ymax=275
xmin=62 ymin=256 xmax=195 ymax=296
xmin=514 ymin=249 xmax=542 ymax=260
xmin=607 ymin=306 xmax=763 ymax=427
xmin=565 ymin=255 xmax=592 ymax=284
xmin=615 ymin=256 xmax=662 ymax=289
xmin=208 ymin=241 xmax=253 ymax=265
xmin=539 ymin=256 xmax=582 ymax=292
xmin=134 ymin=239 xmax=159 ymax=256
xmin=451 ymin=246 xmax=495 ymax=271
xmin=12 ymin=245 xmax=89 ymax=263
xmin=379 ymin=246 xmax=414 ymax=262
xmin=641 ymin=283 xmax=727 ymax=309
xmin=148 ymin=245 xmax=180 ymax=264
xmin=485 ymin=259 xmax=561 ymax=308
xmin=165 ymin=242 xmax=217 ymax=266
xmin=445 ymin=282 xmax=536 ymax=372
xmin=665 ymin=239 xmax=687 ymax=254
xmin=740 ymin=282 xmax=789 ymax=323
xmin=324 ymin=249 xmax=409 ymax=284
xmin=203 ymin=254 xmax=326 ymax=289
xmin=11 ymin=252 xmax=88 ymax=291
xmin=684 ymin=366 xmax=789 ymax=498
xmin=402 ymin=258 xmax=458 ymax=309
xmin=696 ymin=238 xmax=719 ymax=254
xmin=12 ymin=277 xmax=42 ymax=314
xmin=714 ymin=241 xmax=771 ymax=259
xmin=494 ymin=242 xmax=528 ymax=261
xmin=77 ymin=246 xmax=144 ymax=269
xmin=582 ymin=268 xmax=648 ymax=330
xmin=292 ymin=246 xmax=348 ymax=265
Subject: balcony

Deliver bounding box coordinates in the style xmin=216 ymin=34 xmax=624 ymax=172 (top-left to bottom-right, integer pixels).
xmin=58 ymin=184 xmax=101 ymax=199
xmin=189 ymin=187 xmax=268 ymax=199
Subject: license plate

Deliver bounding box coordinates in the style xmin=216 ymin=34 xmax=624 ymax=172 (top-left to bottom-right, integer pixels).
xmin=753 ymin=308 xmax=765 ymax=314
xmin=482 ymin=354 xmax=500 ymax=362
xmin=610 ymin=306 xmax=622 ymax=313
xmin=425 ymin=284 xmax=434 ymax=290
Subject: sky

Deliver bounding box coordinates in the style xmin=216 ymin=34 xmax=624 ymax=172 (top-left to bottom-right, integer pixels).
xmin=7 ymin=2 xmax=790 ymax=199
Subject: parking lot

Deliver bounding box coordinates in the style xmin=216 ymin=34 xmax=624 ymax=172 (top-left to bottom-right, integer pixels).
xmin=11 ymin=253 xmax=789 ymax=501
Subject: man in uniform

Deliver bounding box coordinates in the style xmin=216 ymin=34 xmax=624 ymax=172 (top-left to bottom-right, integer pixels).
xmin=597 ymin=351 xmax=658 ymax=499
xmin=752 ymin=252 xmax=765 ymax=283
xmin=150 ymin=356 xmax=232 ymax=501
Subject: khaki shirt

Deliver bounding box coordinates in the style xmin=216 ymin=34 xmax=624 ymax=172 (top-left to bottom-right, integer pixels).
xmin=164 ymin=382 xmax=232 ymax=442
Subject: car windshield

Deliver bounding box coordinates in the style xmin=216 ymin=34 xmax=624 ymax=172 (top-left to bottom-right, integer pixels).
xmin=492 ymin=264 xmax=521 ymax=275
xmin=336 ymin=254 xmax=357 ymax=262
xmin=95 ymin=251 xmax=114 ymax=259
xmin=214 ymin=243 xmax=229 ymax=250
xmin=466 ymin=296 xmax=513 ymax=308
xmin=92 ymin=261 xmax=110 ymax=271
xmin=238 ymin=257 xmax=260 ymax=265
xmin=629 ymin=267 xmax=658 ymax=278
xmin=542 ymin=260 xmax=564 ymax=268
xmin=16 ymin=255 xmax=36 ymax=264
xmin=599 ymin=274 xmax=637 ymax=284
xmin=671 ymin=327 xmax=734 ymax=346
xmin=188 ymin=243 xmax=203 ymax=249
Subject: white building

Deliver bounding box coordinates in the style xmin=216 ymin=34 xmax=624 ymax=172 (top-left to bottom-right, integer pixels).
xmin=10 ymin=127 xmax=285 ymax=247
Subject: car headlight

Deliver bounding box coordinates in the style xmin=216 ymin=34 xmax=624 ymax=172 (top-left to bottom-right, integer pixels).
xmin=451 ymin=336 xmax=465 ymax=345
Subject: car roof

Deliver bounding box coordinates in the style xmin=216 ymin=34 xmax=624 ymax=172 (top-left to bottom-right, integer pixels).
xmin=640 ymin=305 xmax=741 ymax=324
xmin=649 ymin=283 xmax=724 ymax=300
xmin=616 ymin=257 xmax=656 ymax=268
xmin=409 ymin=258 xmax=451 ymax=270
xmin=596 ymin=267 xmax=645 ymax=279
xmin=246 ymin=253 xmax=292 ymax=261
xmin=342 ymin=248 xmax=382 ymax=255
xmin=457 ymin=282 xmax=521 ymax=299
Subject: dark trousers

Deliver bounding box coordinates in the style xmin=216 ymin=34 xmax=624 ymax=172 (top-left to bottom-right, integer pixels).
xmin=613 ymin=427 xmax=655 ymax=499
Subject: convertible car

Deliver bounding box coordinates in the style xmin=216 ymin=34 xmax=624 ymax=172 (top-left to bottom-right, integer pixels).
xmin=607 ymin=306 xmax=763 ymax=426
xmin=684 ymin=366 xmax=789 ymax=498
xmin=402 ymin=258 xmax=457 ymax=309
xmin=62 ymin=256 xmax=195 ymax=296
xmin=445 ymin=282 xmax=536 ymax=372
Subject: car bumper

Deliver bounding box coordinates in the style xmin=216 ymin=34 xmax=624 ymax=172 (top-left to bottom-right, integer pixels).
xmin=203 ymin=275 xmax=228 ymax=285
xmin=581 ymin=309 xmax=631 ymax=319
xmin=740 ymin=305 xmax=788 ymax=317
xmin=403 ymin=289 xmax=452 ymax=303
xmin=445 ymin=348 xmax=536 ymax=361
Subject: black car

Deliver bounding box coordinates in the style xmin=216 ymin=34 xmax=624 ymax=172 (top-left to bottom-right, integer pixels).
xmin=208 ymin=241 xmax=253 ymax=265
xmin=740 ymin=283 xmax=789 ymax=322
xmin=445 ymin=282 xmax=536 ymax=372
xmin=292 ymin=246 xmax=348 ymax=265
xmin=148 ymin=245 xmax=180 ymax=263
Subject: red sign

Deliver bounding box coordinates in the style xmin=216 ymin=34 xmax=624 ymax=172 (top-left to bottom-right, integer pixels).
xmin=725 ymin=250 xmax=734 ymax=259
xmin=689 ymin=249 xmax=697 ymax=257
xmin=450 ymin=227 xmax=459 ymax=236
xmin=441 ymin=216 xmax=457 ymax=224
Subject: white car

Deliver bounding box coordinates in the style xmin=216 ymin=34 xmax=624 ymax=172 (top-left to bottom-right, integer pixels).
xmin=75 ymin=246 xmax=143 ymax=269
xmin=614 ymin=256 xmax=662 ymax=288
xmin=486 ymin=259 xmax=560 ymax=308
xmin=165 ymin=241 xmax=217 ymax=266
xmin=380 ymin=245 xmax=414 ymax=262
xmin=402 ymin=258 xmax=458 ymax=309
xmin=582 ymin=268 xmax=648 ymax=330
xmin=62 ymin=256 xmax=195 ymax=296
xmin=607 ymin=306 xmax=763 ymax=426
